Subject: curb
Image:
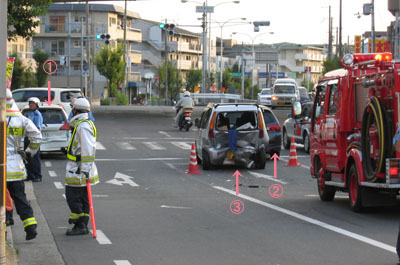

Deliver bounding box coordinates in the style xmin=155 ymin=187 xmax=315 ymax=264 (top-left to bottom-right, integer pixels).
xmin=8 ymin=181 xmax=65 ymax=265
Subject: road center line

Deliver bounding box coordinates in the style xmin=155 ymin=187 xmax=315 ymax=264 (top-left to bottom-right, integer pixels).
xmin=92 ymin=229 xmax=112 ymax=244
xmin=45 ymin=161 xmax=52 ymax=167
xmin=54 ymin=182 xmax=64 ymax=189
xmin=113 ymin=260 xmax=132 ymax=265
xmin=213 ymin=186 xmax=396 ymax=254
xmin=248 ymin=171 xmax=287 ymax=184
xmin=48 ymin=171 xmax=57 ymax=177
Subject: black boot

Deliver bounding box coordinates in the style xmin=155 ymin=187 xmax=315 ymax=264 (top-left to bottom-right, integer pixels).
xmin=66 ymin=222 xmax=88 ymax=236
xmin=6 ymin=210 xmax=14 ymax=226
xmin=81 ymin=216 xmax=89 ymax=234
xmin=25 ymin=224 xmax=37 ymax=241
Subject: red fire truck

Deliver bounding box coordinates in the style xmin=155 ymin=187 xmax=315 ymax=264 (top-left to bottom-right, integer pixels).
xmin=307 ymin=52 xmax=400 ymax=211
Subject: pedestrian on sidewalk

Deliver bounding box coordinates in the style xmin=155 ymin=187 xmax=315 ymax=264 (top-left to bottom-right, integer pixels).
xmin=25 ymin=97 xmax=43 ymax=182
xmin=6 ymin=89 xmax=42 ymax=240
xmin=65 ymin=98 xmax=99 ymax=236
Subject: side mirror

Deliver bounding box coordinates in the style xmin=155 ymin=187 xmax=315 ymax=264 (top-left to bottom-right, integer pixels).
xmin=292 ymin=101 xmax=302 ymax=117
xmin=195 ymin=118 xmax=200 ymax=127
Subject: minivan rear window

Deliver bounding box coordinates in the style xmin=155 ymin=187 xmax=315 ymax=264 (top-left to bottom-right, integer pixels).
xmin=262 ymin=110 xmax=278 ymax=125
xmin=216 ymin=111 xmax=257 ymax=131
xmin=61 ymin=91 xmax=83 ymax=102
xmin=274 ymin=85 xmax=295 ymax=94
xmin=13 ymin=91 xmax=55 ymax=102
xmin=23 ymin=108 xmax=67 ymax=124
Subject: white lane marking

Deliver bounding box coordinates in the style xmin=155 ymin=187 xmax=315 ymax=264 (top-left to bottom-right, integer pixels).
xmin=123 ymin=137 xmax=148 ymax=140
xmin=45 ymin=161 xmax=52 ymax=167
xmin=280 ymin=158 xmax=310 ymax=170
xmin=93 ymin=195 xmax=109 ymax=198
xmin=159 ymin=130 xmax=172 ymax=138
xmin=160 ymin=205 xmax=192 ymax=209
xmin=116 ymin=142 xmax=136 ymax=150
xmin=248 ymin=171 xmax=287 ymax=185
xmin=171 ymin=142 xmax=192 ymax=150
xmin=305 ymin=194 xmax=349 ymax=199
xmin=143 ymin=142 xmax=166 ymax=150
xmin=165 ymin=162 xmax=176 ymax=169
xmin=213 ymin=186 xmax=396 ymax=254
xmin=96 ymin=142 xmax=106 ymax=150
xmin=54 ymin=182 xmax=64 ymax=189
xmin=49 ymin=171 xmax=57 ymax=177
xmin=92 ymin=229 xmax=112 ymax=245
xmin=114 ymin=261 xmax=132 ymax=265
xmin=97 ymin=158 xmax=185 ymax=161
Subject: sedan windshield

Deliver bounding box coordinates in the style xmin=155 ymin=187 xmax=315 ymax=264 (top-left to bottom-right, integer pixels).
xmin=23 ymin=109 xmax=67 ymax=124
xmin=274 ymin=85 xmax=295 ymax=94
xmin=261 ymin=89 xmax=271 ymax=95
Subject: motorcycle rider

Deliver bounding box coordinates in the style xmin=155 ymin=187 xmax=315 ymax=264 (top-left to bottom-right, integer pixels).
xmin=174 ymin=91 xmax=194 ymax=128
xmin=6 ymin=89 xmax=42 ymax=240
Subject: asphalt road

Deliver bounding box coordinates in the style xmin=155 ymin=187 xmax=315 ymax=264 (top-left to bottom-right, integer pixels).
xmin=32 ymin=109 xmax=400 ymax=265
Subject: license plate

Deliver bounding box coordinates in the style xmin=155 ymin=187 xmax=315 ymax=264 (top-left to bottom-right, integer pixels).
xmin=278 ymin=102 xmax=285 ymax=105
xmin=185 ymin=117 xmax=191 ymax=120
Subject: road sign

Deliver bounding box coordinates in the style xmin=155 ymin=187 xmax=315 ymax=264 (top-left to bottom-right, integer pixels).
xmin=232 ymin=72 xmax=242 ymax=77
xmin=196 ymin=5 xmax=214 ymax=13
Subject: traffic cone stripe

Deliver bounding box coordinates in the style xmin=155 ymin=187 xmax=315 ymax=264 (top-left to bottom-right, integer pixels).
xmin=186 ymin=143 xmax=202 ymax=174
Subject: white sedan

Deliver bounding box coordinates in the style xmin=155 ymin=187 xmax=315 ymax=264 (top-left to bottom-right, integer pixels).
xmin=22 ymin=105 xmax=70 ymax=153
xmin=257 ymin=88 xmax=272 ymax=106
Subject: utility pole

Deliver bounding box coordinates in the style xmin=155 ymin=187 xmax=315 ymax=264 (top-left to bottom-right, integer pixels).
xmin=0 ymin=0 xmax=6 ymax=262
xmin=339 ymin=0 xmax=343 ymax=57
xmin=67 ymin=12 xmax=71 ymax=88
xmin=328 ymin=5 xmax=333 ymax=59
xmin=164 ymin=19 xmax=168 ymax=105
xmin=371 ymin=0 xmax=375 ymax=52
xmin=80 ymin=15 xmax=84 ymax=91
xmin=85 ymin=1 xmax=90 ymax=97
xmin=123 ymin=0 xmax=128 ymax=97
xmin=201 ymin=3 xmax=208 ymax=95
xmin=241 ymin=42 xmax=245 ymax=99
xmin=395 ymin=1 xmax=399 ymax=59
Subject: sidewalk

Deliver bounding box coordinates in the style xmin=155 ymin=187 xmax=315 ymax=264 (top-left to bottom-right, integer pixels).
xmin=6 ymin=181 xmax=64 ymax=265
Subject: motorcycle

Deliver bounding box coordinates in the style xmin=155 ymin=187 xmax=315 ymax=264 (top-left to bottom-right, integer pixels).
xmin=176 ymin=106 xmax=193 ymax=131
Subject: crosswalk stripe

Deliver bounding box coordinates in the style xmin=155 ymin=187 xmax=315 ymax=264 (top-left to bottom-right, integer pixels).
xmin=49 ymin=171 xmax=57 ymax=177
xmin=170 ymin=142 xmax=192 ymax=150
xmin=96 ymin=142 xmax=106 ymax=150
xmin=54 ymin=182 xmax=64 ymax=189
xmin=45 ymin=161 xmax=52 ymax=167
xmin=143 ymin=142 xmax=166 ymax=150
xmin=116 ymin=142 xmax=136 ymax=150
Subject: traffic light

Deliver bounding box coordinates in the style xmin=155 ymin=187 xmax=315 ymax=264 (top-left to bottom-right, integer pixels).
xmin=96 ymin=34 xmax=102 ymax=40
xmin=158 ymin=23 xmax=165 ymax=29
xmin=100 ymin=33 xmax=111 ymax=45
xmin=165 ymin=24 xmax=175 ymax=36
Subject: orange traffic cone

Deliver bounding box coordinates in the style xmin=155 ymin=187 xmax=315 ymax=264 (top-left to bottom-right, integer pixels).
xmin=285 ymin=137 xmax=301 ymax=166
xmin=186 ymin=143 xmax=201 ymax=174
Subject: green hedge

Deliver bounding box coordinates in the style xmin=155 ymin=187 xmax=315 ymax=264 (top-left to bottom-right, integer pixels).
xmin=116 ymin=92 xmax=128 ymax=105
xmin=100 ymin=98 xmax=111 ymax=105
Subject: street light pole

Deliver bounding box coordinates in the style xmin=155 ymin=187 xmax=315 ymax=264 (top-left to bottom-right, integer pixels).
xmin=371 ymin=0 xmax=375 ymax=52
xmin=201 ymin=2 xmax=207 ymax=94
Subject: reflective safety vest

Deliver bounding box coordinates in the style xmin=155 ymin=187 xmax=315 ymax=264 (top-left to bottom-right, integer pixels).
xmin=67 ymin=119 xmax=97 ymax=162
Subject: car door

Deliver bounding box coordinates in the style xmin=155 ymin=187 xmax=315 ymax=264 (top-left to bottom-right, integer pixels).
xmin=324 ymin=80 xmax=340 ymax=172
xmin=311 ymin=81 xmax=328 ymax=159
xmin=197 ymin=108 xmax=212 ymax=157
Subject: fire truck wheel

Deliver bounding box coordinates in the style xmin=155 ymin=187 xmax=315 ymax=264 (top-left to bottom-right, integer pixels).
xmin=283 ymin=129 xmax=290 ymax=149
xmin=317 ymin=164 xmax=335 ymax=201
xmin=348 ymin=164 xmax=363 ymax=212
xmin=303 ymin=133 xmax=310 ymax=153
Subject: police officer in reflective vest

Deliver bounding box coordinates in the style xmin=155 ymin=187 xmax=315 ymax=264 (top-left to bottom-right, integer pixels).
xmin=6 ymin=89 xmax=42 ymax=240
xmin=65 ymin=98 xmax=99 ymax=236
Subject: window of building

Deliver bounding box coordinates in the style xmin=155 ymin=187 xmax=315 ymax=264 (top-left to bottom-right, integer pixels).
xmin=73 ymin=64 xmax=80 ymax=71
xmin=51 ymin=41 xmax=65 ymax=56
xmin=49 ymin=16 xmax=66 ymax=32
xmin=109 ymin=17 xmax=116 ymax=27
xmin=19 ymin=44 xmax=24 ymax=53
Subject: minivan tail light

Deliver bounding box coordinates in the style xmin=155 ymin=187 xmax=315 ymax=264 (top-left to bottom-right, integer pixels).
xmin=59 ymin=122 xmax=70 ymax=131
xmin=185 ymin=113 xmax=191 ymax=117
xmin=268 ymin=123 xmax=281 ymax=131
xmin=208 ymin=112 xmax=217 ymax=138
xmin=258 ymin=111 xmax=264 ymax=138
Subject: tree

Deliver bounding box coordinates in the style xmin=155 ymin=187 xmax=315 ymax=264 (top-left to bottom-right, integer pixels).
xmin=185 ymin=68 xmax=202 ymax=91
xmin=33 ymin=49 xmax=49 ymax=87
xmin=94 ymin=44 xmax=125 ymax=98
xmin=10 ymin=54 xmax=24 ymax=90
xmin=8 ymin=0 xmax=51 ymax=40
xmin=222 ymin=67 xmax=233 ymax=89
xmin=301 ymin=79 xmax=315 ymax=91
xmin=157 ymin=61 xmax=182 ymax=99
xmin=322 ymin=57 xmax=341 ymax=76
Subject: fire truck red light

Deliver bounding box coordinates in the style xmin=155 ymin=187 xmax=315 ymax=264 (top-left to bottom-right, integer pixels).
xmin=390 ymin=167 xmax=398 ymax=176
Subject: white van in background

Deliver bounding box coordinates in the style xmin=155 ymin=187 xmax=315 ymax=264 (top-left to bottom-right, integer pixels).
xmin=12 ymin=87 xmax=83 ymax=115
xmin=271 ymin=78 xmax=299 ymax=108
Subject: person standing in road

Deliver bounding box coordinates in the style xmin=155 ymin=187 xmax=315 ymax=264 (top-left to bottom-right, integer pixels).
xmin=65 ymin=98 xmax=99 ymax=236
xmin=25 ymin=97 xmax=43 ymax=182
xmin=68 ymin=97 xmax=95 ymax=122
xmin=6 ymin=89 xmax=42 ymax=240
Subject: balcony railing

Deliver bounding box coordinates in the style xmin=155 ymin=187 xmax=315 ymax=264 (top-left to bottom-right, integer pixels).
xmin=44 ymin=23 xmax=84 ymax=33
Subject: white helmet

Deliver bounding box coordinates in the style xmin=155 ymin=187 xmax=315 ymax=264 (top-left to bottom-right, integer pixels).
xmin=73 ymin=98 xmax=91 ymax=112
xmin=6 ymin=89 xmax=19 ymax=112
xmin=184 ymin=91 xmax=191 ymax=97
xmin=28 ymin=97 xmax=40 ymax=107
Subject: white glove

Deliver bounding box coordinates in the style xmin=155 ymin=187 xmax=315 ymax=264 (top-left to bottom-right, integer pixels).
xmin=25 ymin=147 xmax=38 ymax=157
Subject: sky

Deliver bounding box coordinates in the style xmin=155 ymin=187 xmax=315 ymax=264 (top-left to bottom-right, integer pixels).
xmin=105 ymin=0 xmax=395 ymax=45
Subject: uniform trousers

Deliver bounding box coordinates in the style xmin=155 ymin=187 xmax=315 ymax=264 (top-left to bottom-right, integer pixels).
xmin=7 ymin=181 xmax=34 ymax=223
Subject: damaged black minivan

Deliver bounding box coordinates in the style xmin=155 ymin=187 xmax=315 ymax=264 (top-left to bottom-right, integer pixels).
xmin=194 ymin=103 xmax=269 ymax=170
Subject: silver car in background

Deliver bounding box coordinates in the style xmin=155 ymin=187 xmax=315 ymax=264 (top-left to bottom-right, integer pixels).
xmin=195 ymin=103 xmax=269 ymax=170
xmin=257 ymin=88 xmax=272 ymax=106
xmin=271 ymin=81 xmax=299 ymax=108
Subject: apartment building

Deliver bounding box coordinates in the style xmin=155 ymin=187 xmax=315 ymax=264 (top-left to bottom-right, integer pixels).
xmin=33 ymin=4 xmax=142 ymax=98
xmin=132 ymin=18 xmax=202 ymax=94
xmin=275 ymin=43 xmax=326 ymax=85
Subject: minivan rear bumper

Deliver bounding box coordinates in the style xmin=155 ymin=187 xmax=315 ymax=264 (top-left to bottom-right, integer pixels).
xmin=206 ymin=145 xmax=263 ymax=168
